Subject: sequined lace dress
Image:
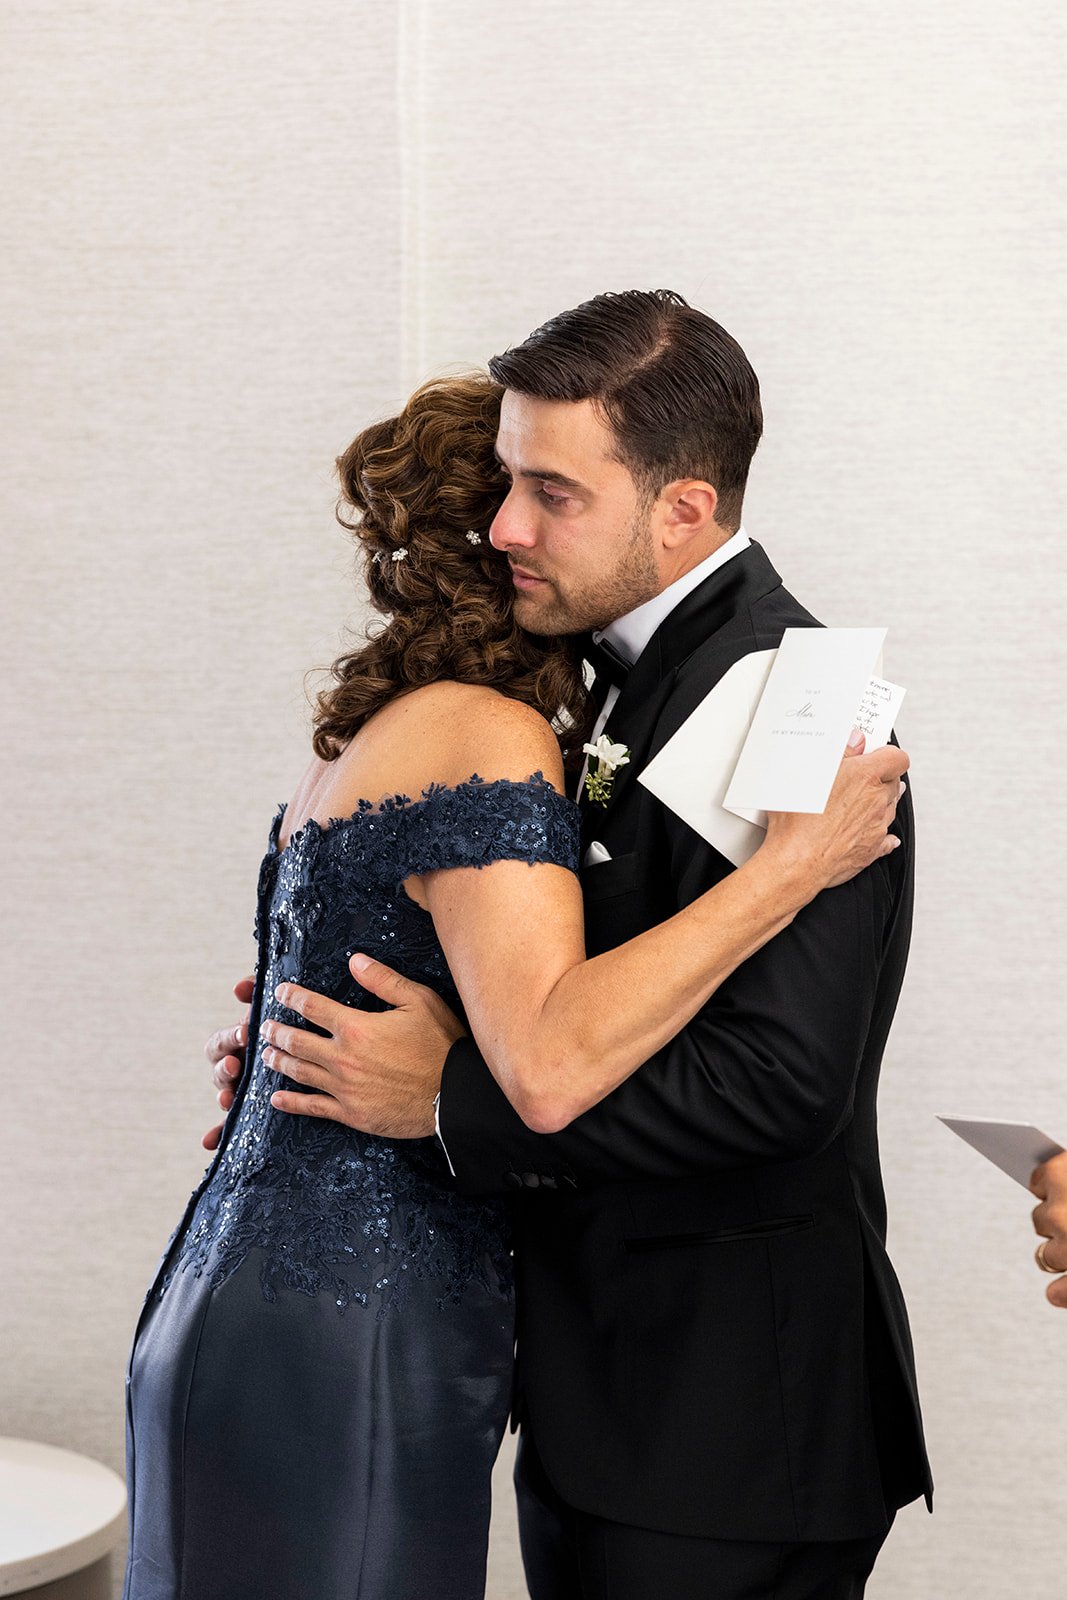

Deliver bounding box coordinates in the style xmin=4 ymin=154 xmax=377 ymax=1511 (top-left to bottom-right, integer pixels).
xmin=122 ymin=775 xmax=580 ymax=1600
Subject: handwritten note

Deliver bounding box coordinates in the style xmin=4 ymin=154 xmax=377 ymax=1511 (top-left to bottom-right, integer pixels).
xmin=855 ymin=675 xmax=906 ymax=749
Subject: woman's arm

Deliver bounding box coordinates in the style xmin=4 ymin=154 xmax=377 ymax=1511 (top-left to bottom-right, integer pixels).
xmin=412 ymin=701 xmax=907 ymax=1135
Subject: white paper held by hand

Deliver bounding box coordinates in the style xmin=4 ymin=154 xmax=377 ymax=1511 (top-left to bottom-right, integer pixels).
xmin=724 ymin=628 xmax=890 ymax=815
xmin=638 ymin=629 xmax=906 ymax=867
xmin=937 ymin=1117 xmax=1065 ymax=1189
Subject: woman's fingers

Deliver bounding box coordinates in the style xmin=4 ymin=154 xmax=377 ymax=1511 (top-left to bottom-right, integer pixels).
xmin=881 ymin=779 xmax=906 ymax=825
xmin=758 ymin=738 xmax=910 ymax=891
xmin=851 ymin=747 xmax=909 ymax=836
xmin=205 ymin=1022 xmax=246 ymax=1067
xmin=203 ymin=984 xmax=256 ymax=1133
xmin=211 ymin=1048 xmax=245 ymax=1095
xmin=822 ymin=743 xmax=909 ymax=883
xmin=866 ymin=744 xmax=909 ymax=784
xmin=827 ymin=743 xmax=907 ymax=812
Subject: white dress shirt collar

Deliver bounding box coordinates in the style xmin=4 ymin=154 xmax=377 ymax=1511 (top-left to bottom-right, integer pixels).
xmin=596 ymin=526 xmax=751 ymax=667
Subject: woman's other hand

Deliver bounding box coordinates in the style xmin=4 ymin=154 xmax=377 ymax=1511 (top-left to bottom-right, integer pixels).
xmin=762 ymin=730 xmax=909 ymax=896
xmin=202 ymin=974 xmax=255 ymax=1150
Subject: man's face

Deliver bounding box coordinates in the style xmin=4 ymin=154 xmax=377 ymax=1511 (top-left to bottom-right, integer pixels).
xmin=490 ymin=392 xmax=662 ymax=636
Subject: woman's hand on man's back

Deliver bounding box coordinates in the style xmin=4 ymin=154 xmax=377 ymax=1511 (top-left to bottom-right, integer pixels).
xmin=202 ymin=975 xmax=255 ymax=1150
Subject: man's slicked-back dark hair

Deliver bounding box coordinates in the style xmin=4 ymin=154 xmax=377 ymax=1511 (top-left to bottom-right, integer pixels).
xmin=488 ymin=289 xmax=763 ymax=531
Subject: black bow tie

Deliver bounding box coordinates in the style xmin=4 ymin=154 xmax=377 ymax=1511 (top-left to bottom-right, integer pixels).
xmin=581 ymin=633 xmax=632 ymax=693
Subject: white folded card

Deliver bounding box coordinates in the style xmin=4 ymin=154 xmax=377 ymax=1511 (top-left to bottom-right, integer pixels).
xmin=724 ymin=628 xmax=897 ymax=814
xmin=937 ymin=1117 xmax=1065 ymax=1189
xmin=638 ymin=629 xmax=906 ymax=866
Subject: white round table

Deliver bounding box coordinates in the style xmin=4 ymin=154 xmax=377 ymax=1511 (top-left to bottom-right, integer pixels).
xmin=0 ymin=1439 xmax=126 ymax=1598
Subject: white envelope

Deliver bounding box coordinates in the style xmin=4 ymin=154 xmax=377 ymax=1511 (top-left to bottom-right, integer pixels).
xmin=938 ymin=1117 xmax=1065 ymax=1189
xmin=638 ymin=650 xmax=777 ymax=867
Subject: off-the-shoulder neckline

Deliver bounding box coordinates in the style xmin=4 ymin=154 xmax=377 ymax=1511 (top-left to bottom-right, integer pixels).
xmin=269 ymin=770 xmax=568 ymax=860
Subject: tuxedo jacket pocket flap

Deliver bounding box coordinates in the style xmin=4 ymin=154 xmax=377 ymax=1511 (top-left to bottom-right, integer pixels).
xmin=623 ymin=1215 xmax=815 ymax=1252
xmin=580 ymin=850 xmax=640 ymax=901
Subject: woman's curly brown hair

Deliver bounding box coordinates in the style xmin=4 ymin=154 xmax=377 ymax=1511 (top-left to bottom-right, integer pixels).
xmin=312 ymin=374 xmax=593 ymax=767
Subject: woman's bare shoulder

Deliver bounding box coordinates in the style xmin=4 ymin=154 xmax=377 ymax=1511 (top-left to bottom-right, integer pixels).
xmin=360 ymin=681 xmax=565 ymax=793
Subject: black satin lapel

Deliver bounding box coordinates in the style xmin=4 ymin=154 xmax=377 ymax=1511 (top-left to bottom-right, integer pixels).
xmin=579 ymin=543 xmax=782 ymax=829
xmin=650 ymin=541 xmax=780 ymax=677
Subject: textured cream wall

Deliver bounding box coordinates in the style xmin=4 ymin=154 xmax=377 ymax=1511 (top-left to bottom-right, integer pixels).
xmin=3 ymin=3 xmax=1066 ymax=1598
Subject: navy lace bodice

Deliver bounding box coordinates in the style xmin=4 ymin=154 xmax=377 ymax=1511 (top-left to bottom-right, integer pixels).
xmin=164 ymin=774 xmax=580 ymax=1317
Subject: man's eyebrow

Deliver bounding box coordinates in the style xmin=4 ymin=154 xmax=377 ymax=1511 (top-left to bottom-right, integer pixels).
xmin=493 ymin=450 xmax=588 ymax=493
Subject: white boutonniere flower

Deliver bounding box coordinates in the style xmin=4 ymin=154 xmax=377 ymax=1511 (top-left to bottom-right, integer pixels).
xmin=582 ymin=735 xmax=630 ymax=806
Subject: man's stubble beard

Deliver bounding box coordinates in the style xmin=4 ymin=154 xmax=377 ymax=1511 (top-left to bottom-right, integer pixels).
xmin=512 ymin=509 xmax=660 ymax=638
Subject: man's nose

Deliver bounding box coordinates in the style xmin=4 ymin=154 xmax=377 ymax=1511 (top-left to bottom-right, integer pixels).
xmin=489 ymin=492 xmax=536 ymax=552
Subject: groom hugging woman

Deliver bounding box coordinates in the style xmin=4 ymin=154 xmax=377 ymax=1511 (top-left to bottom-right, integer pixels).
xmin=124 ymin=290 xmax=929 ymax=1600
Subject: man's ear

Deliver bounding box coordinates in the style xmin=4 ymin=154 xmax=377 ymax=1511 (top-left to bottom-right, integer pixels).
xmin=656 ymin=479 xmax=720 ymax=551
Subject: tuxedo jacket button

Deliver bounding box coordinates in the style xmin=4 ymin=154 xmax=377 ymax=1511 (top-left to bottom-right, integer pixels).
xmin=521 ymin=1171 xmax=541 ymax=1188
xmin=504 ymin=1170 xmax=524 ymax=1189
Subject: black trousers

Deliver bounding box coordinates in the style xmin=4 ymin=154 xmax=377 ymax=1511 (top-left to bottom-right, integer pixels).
xmin=514 ymin=1431 xmax=891 ymax=1600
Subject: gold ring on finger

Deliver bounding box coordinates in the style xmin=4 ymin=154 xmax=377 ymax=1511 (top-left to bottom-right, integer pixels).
xmin=1035 ymin=1238 xmax=1062 ymax=1274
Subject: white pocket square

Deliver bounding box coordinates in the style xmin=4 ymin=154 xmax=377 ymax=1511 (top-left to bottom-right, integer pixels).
xmin=583 ymin=841 xmax=612 ymax=866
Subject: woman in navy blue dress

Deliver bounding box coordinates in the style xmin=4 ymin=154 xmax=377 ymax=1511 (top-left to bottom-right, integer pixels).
xmin=123 ymin=376 xmax=905 ymax=1600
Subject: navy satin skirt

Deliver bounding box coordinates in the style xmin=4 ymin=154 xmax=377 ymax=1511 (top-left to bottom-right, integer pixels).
xmin=123 ymin=1239 xmax=514 ymax=1600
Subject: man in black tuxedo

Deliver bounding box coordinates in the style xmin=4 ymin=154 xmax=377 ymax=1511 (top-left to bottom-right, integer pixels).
xmin=208 ymin=291 xmax=931 ymax=1597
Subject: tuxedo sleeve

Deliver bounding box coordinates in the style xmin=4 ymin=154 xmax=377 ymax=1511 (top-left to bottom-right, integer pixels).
xmin=436 ymin=802 xmax=910 ymax=1194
